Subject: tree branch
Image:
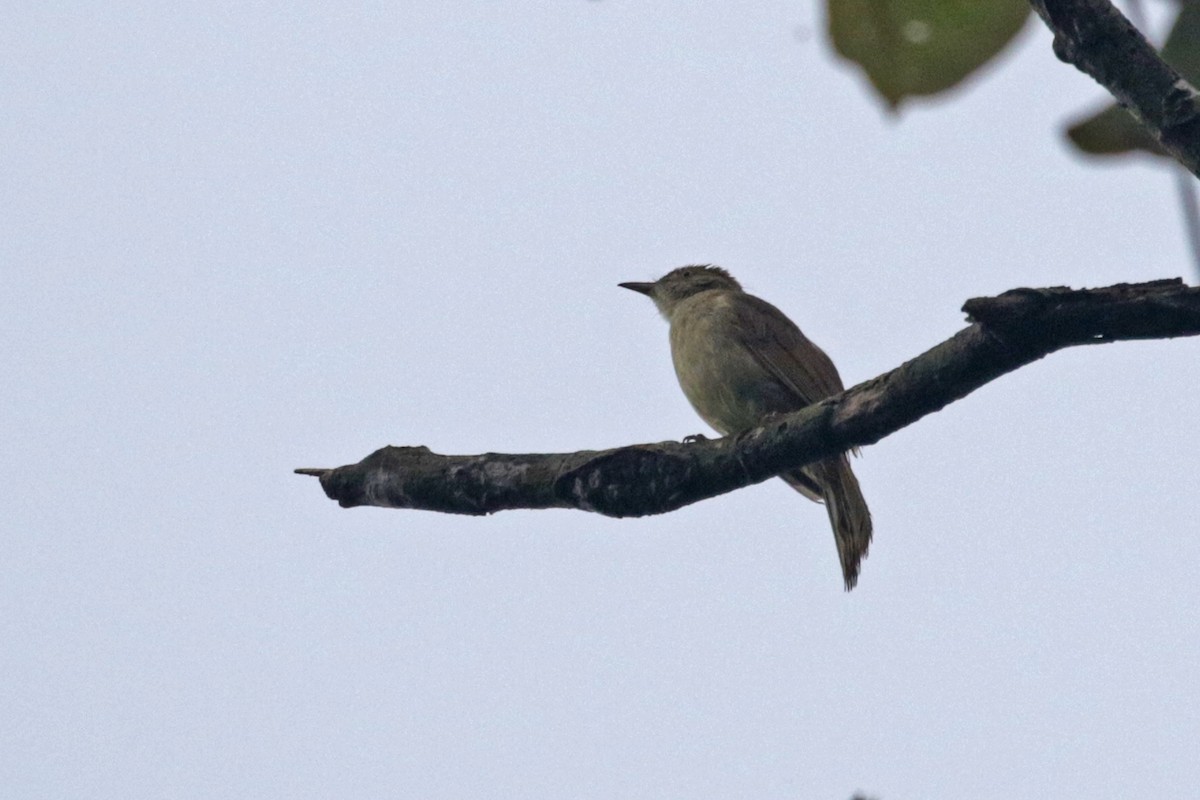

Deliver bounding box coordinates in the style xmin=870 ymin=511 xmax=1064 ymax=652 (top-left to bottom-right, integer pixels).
xmin=297 ymin=280 xmax=1200 ymax=516
xmin=1029 ymin=0 xmax=1200 ymax=177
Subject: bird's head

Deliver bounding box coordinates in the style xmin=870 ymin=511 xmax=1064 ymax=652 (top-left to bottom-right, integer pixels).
xmin=619 ymin=265 xmax=742 ymax=319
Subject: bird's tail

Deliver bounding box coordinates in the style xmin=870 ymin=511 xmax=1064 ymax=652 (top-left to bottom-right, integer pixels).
xmin=783 ymin=456 xmax=872 ymax=590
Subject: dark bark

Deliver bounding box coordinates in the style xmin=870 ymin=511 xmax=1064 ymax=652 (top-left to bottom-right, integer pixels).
xmin=297 ymin=279 xmax=1200 ymax=516
xmin=1030 ymin=0 xmax=1200 ymax=177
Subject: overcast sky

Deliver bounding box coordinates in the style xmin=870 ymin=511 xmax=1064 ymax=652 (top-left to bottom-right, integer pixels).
xmin=3 ymin=2 xmax=1198 ymax=798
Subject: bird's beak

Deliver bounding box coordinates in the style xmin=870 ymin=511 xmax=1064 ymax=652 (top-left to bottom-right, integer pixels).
xmin=618 ymin=281 xmax=654 ymax=296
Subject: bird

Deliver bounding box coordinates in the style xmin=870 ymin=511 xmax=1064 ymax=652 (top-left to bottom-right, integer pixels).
xmin=619 ymin=265 xmax=872 ymax=589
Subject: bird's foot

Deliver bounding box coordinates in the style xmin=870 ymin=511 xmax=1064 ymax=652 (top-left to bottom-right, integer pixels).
xmin=682 ymin=432 xmax=709 ymax=444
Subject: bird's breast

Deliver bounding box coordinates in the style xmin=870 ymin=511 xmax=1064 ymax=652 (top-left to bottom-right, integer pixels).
xmin=667 ymin=294 xmax=791 ymax=435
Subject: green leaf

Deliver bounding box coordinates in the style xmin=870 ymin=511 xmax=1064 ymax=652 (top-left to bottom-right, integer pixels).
xmin=1162 ymin=1 xmax=1200 ymax=81
xmin=828 ymin=0 xmax=1031 ymax=109
xmin=1066 ymin=103 xmax=1166 ymax=158
xmin=1065 ymin=3 xmax=1200 ymax=160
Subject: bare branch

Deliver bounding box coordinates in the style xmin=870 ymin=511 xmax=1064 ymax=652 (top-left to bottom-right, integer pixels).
xmin=297 ymin=280 xmax=1200 ymax=515
xmin=1030 ymin=0 xmax=1200 ymax=177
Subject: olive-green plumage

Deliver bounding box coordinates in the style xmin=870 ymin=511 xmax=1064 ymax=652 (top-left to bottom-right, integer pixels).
xmin=620 ymin=265 xmax=872 ymax=589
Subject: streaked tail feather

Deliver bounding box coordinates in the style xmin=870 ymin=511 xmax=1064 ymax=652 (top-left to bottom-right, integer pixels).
xmin=782 ymin=456 xmax=873 ymax=590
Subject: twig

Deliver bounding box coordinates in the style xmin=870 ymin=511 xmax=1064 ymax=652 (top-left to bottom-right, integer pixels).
xmin=1176 ymin=169 xmax=1200 ymax=278
xmin=1030 ymin=0 xmax=1200 ymax=176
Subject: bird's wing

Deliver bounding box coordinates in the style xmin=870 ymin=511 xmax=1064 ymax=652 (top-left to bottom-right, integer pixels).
xmin=731 ymin=293 xmax=845 ymax=406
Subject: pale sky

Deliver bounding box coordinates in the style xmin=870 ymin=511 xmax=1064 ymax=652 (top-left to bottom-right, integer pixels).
xmin=3 ymin=2 xmax=1198 ymax=799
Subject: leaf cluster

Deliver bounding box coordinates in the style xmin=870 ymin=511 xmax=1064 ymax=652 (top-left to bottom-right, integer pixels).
xmin=829 ymin=0 xmax=1200 ymax=164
